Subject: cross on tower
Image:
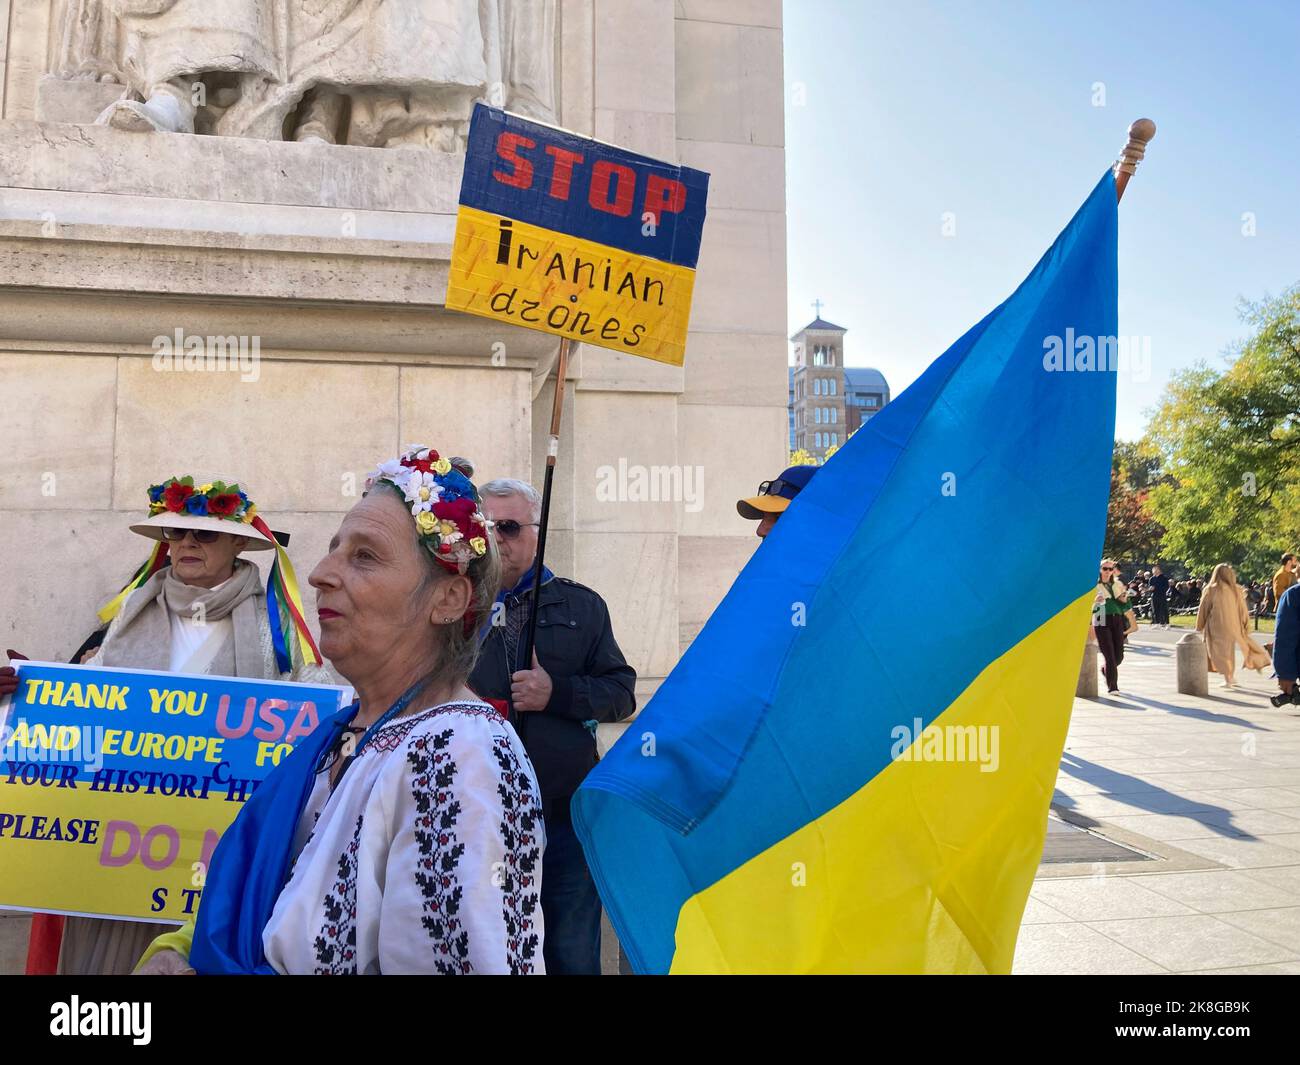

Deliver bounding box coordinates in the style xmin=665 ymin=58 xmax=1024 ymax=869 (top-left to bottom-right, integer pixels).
xmin=812 ymin=298 xmax=823 ymax=318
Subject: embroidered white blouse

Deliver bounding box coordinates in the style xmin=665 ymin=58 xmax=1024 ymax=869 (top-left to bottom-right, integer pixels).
xmin=261 ymin=699 xmax=545 ymax=975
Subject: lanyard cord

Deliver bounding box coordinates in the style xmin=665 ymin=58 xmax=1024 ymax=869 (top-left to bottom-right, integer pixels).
xmin=327 ymin=674 xmax=435 ymax=792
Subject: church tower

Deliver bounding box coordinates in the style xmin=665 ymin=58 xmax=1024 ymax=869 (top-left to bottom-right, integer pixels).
xmin=790 ymin=308 xmax=848 ymax=462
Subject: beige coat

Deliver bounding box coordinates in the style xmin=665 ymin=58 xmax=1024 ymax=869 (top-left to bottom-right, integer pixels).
xmin=1197 ymin=584 xmax=1271 ymax=675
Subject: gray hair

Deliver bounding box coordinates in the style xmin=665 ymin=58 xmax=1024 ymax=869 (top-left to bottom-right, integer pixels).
xmin=480 ymin=478 xmax=542 ymax=522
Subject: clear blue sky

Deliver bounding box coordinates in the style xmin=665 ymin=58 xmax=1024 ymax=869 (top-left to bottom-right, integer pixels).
xmin=784 ymin=0 xmax=1300 ymax=440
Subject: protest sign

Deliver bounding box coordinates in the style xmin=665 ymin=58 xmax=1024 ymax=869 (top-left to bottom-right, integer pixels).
xmin=447 ymin=103 xmax=710 ymax=367
xmin=0 ymin=660 xmax=349 ymax=923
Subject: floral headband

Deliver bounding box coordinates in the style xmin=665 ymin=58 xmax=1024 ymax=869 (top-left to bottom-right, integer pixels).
xmin=366 ymin=446 xmax=490 ymax=576
xmin=148 ymin=476 xmax=257 ymax=521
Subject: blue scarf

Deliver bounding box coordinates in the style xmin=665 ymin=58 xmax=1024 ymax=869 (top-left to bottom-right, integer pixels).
xmin=477 ymin=564 xmax=555 ymax=644
xmin=501 ymin=564 xmax=555 ymax=602
xmin=190 ymin=703 xmax=358 ymax=975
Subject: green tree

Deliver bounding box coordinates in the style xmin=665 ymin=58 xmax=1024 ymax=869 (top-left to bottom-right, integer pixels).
xmin=1144 ymin=286 xmax=1300 ymax=576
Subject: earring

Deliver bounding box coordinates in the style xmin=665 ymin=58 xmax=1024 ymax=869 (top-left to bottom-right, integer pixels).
xmin=443 ymin=617 xmax=454 ymax=623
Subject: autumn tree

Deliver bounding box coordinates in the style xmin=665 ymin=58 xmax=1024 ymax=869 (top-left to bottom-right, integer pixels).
xmin=1104 ymin=440 xmax=1167 ymax=563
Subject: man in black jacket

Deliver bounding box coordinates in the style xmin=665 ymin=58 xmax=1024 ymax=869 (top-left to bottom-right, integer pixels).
xmin=1150 ymin=564 xmax=1170 ymax=628
xmin=469 ymin=478 xmax=636 ymax=975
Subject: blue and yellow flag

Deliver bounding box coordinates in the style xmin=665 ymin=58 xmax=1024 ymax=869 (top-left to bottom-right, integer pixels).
xmin=572 ymin=172 xmax=1119 ymax=974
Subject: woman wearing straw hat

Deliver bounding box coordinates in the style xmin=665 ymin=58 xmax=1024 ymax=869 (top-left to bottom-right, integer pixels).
xmin=1 ymin=474 xmax=329 ymax=975
xmin=89 ymin=476 xmax=328 ymax=681
xmin=137 ymin=445 xmax=544 ymax=974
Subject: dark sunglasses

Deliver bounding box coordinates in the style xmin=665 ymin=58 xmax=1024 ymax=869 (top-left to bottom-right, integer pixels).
xmin=161 ymin=527 xmax=222 ymax=544
xmin=493 ymin=519 xmax=540 ymax=540
xmin=757 ymin=479 xmax=795 ymax=498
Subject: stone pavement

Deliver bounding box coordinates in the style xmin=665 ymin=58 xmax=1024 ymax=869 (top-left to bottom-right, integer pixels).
xmin=1014 ymin=626 xmax=1300 ymax=974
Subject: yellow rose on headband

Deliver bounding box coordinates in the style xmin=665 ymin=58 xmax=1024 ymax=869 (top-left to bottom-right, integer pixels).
xmin=416 ymin=510 xmax=438 ymax=536
xmin=433 ymin=458 xmax=452 ymax=475
xmin=470 ymin=536 xmax=487 ymax=556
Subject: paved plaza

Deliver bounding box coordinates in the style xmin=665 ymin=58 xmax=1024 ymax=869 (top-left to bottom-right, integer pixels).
xmin=1016 ymin=626 xmax=1300 ymax=974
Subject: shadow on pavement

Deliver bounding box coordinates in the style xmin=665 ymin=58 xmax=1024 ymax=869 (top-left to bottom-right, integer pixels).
xmin=1116 ymin=692 xmax=1275 ymax=731
xmin=1054 ymin=752 xmax=1251 ymax=840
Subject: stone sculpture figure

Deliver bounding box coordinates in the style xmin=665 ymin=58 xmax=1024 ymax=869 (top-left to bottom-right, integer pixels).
xmin=96 ymin=0 xmax=281 ymax=135
xmin=56 ymin=0 xmax=555 ymax=148
xmin=52 ymin=0 xmax=126 ymax=84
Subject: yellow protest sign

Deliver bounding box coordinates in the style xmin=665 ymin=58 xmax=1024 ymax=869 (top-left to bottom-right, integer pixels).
xmin=0 ymin=661 xmax=349 ymax=923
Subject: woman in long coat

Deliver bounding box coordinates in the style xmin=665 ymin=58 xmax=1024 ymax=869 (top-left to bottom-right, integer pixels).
xmin=1196 ymin=563 xmax=1271 ymax=689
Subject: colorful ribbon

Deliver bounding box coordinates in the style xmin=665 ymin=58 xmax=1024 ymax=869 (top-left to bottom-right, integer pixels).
xmin=251 ymin=516 xmax=322 ymax=674
xmin=97 ymin=541 xmax=170 ymax=623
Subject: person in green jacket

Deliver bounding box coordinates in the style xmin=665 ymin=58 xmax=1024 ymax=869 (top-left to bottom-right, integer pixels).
xmin=1091 ymin=559 xmax=1129 ymax=694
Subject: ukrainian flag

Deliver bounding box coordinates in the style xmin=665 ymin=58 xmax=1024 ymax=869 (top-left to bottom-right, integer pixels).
xmin=572 ymin=172 xmax=1119 ymax=974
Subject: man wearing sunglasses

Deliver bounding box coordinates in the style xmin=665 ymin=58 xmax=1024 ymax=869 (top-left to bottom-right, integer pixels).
xmin=469 ymin=478 xmax=636 ymax=975
xmin=736 ymin=464 xmax=818 ymax=538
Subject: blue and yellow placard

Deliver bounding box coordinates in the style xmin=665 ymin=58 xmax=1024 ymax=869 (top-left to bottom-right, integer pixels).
xmin=0 ymin=661 xmax=349 ymax=923
xmin=447 ymin=104 xmax=710 ymax=366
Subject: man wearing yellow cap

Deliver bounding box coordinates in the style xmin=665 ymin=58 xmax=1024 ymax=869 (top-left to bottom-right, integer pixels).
xmin=736 ymin=464 xmax=818 ymax=539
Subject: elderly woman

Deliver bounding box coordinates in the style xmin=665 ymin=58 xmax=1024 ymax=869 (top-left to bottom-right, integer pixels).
xmin=1197 ymin=563 xmax=1271 ymax=689
xmin=0 ymin=475 xmax=325 ymax=975
xmin=138 ymin=446 xmax=544 ymax=974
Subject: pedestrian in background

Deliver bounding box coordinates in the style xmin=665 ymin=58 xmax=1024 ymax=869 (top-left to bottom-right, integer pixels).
xmin=1092 ymin=559 xmax=1128 ymax=695
xmin=1150 ymin=564 xmax=1170 ymax=628
xmin=1273 ymin=553 xmax=1297 ymax=608
xmin=1271 ymin=583 xmax=1300 ymax=707
xmin=1196 ymin=563 xmax=1271 ymax=689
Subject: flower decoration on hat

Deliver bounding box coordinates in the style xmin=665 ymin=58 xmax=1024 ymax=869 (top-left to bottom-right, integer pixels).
xmin=147 ymin=476 xmax=258 ymax=524
xmin=366 ymin=445 xmax=491 ymax=576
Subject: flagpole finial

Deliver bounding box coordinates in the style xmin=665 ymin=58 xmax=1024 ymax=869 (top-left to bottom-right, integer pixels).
xmin=1114 ymin=118 xmax=1156 ymax=202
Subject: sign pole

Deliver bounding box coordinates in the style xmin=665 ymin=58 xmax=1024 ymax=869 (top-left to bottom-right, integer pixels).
xmin=518 ymin=337 xmax=572 ymax=680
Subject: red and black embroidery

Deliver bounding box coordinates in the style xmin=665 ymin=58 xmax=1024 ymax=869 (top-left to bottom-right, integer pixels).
xmin=492 ymin=734 xmax=543 ymax=975
xmin=408 ymin=728 xmax=470 ymax=974
xmin=312 ymin=815 xmax=362 ymax=974
xmin=368 ymin=701 xmax=502 ymax=754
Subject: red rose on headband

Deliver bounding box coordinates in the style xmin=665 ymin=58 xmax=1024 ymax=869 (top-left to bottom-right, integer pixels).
xmin=433 ymin=497 xmax=476 ymax=521
xmin=208 ymin=493 xmax=241 ymax=517
xmin=401 ymin=448 xmax=442 ymax=474
xmin=162 ymin=481 xmax=194 ymax=512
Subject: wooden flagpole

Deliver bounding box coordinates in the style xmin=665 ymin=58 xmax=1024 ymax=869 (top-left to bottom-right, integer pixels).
xmin=1114 ymin=118 xmax=1156 ymax=203
xmin=517 ymin=337 xmax=572 ymax=688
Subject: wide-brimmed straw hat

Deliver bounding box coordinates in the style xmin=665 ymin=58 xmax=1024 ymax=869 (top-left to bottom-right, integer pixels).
xmin=127 ymin=476 xmax=276 ymax=549
xmin=129 ymin=511 xmax=277 ymax=549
